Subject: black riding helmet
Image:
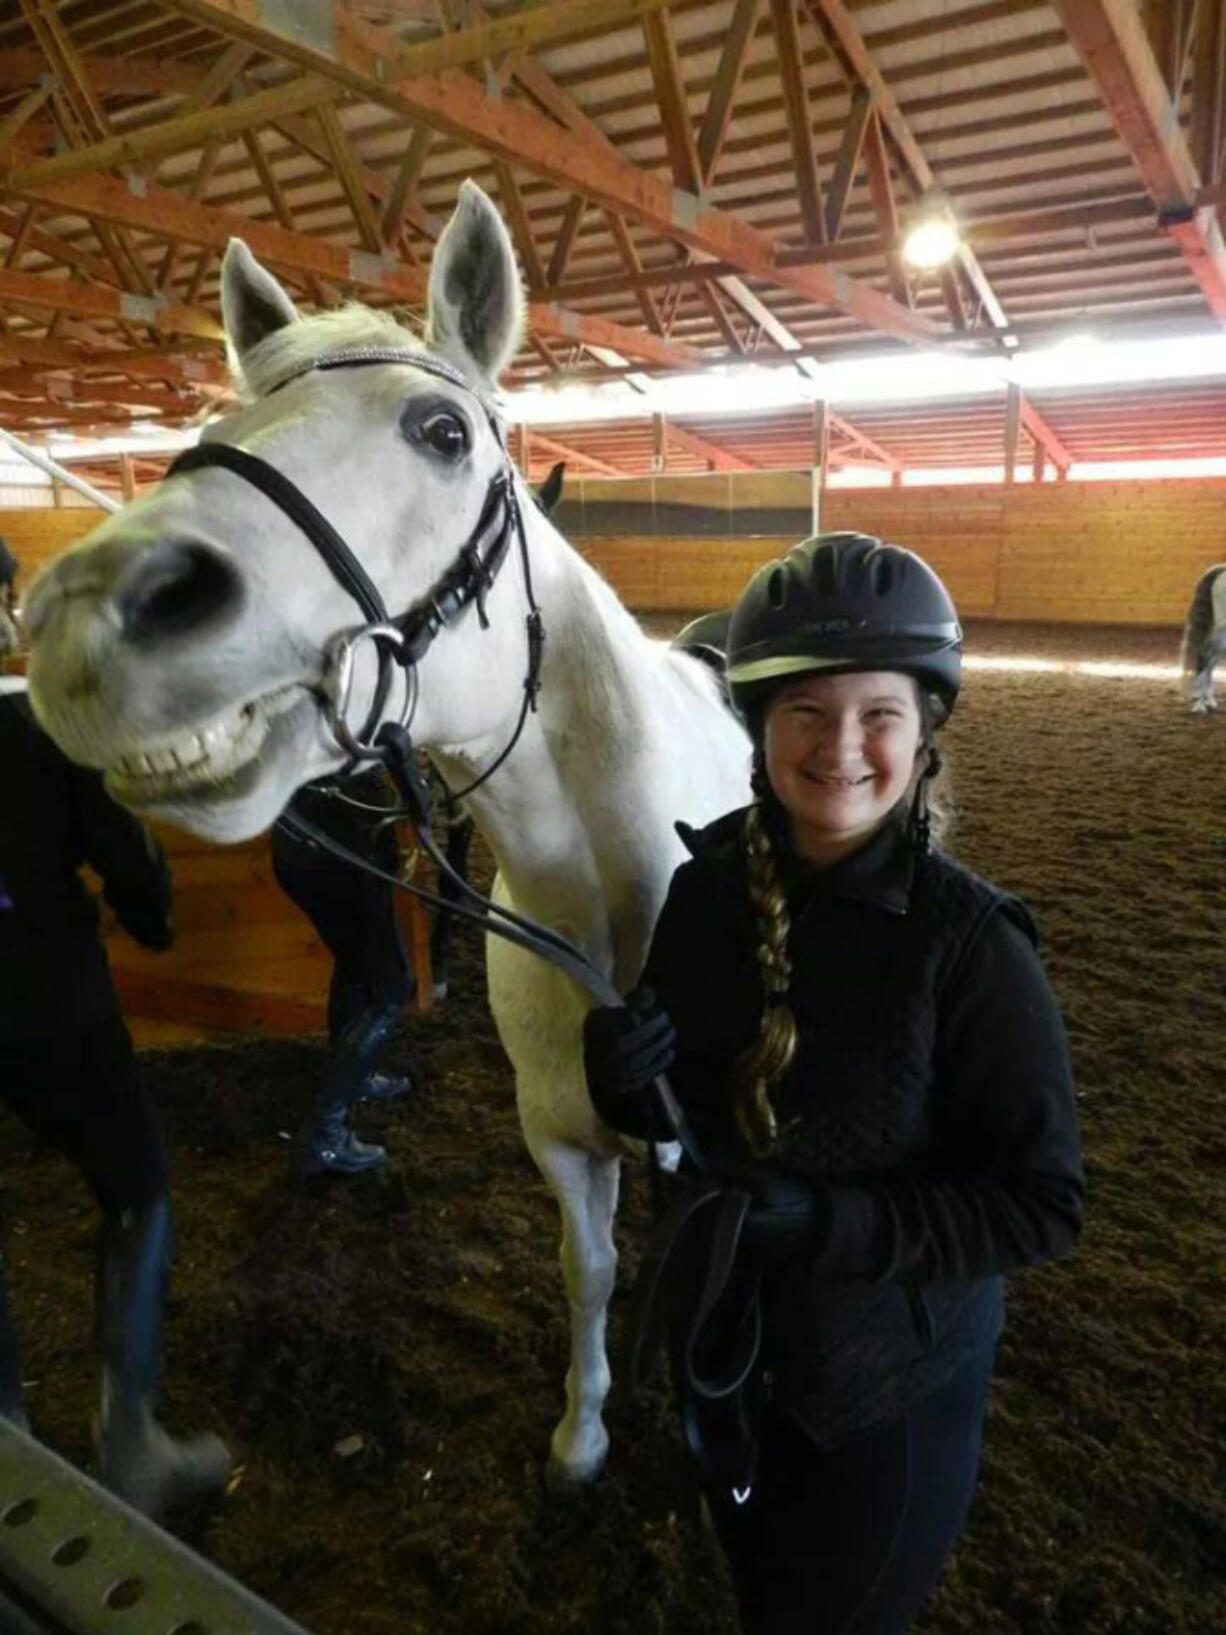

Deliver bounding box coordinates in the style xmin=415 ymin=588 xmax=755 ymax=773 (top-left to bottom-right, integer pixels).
xmin=726 ymin=532 xmax=962 ymax=726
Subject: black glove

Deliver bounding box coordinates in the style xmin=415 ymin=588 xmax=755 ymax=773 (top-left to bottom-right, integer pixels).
xmin=583 ymin=985 xmax=677 ymax=1132
xmin=740 ymin=1165 xmax=831 ymax=1264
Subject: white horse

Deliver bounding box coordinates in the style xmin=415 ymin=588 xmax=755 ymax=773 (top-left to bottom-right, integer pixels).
xmin=1180 ymin=563 xmax=1226 ymax=714
xmin=23 ymin=181 xmax=751 ymax=1484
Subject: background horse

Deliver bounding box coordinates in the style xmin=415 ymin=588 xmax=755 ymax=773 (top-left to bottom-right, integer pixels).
xmin=1180 ymin=563 xmax=1226 ymax=713
xmin=23 ymin=180 xmax=750 ymax=1484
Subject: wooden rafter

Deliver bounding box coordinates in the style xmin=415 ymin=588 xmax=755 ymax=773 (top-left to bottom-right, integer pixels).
xmin=664 ymin=418 xmax=759 ymax=471
xmin=827 ymin=409 xmax=899 ymax=471
xmin=316 ymin=105 xmax=382 ymax=253
xmin=697 ymin=279 xmax=746 ymax=353
xmin=606 ymin=213 xmax=663 ymax=335
xmin=861 ymin=110 xmax=909 ymax=307
xmin=7 ymin=173 xmax=699 ymax=370
xmin=0 ymin=265 xmax=223 ymax=342
xmin=545 ymin=195 xmax=586 ymax=287
xmin=493 ymin=161 xmax=546 ymax=293
xmin=381 ymin=125 xmax=433 ymax=248
xmin=802 ymin=0 xmax=1071 ymax=469
xmin=770 ymin=0 xmax=824 ymax=242
xmin=1052 ymin=0 xmax=1226 ymax=321
xmin=1191 ymin=0 xmax=1225 ymax=188
xmin=19 ymin=0 xmax=155 ymax=303
xmin=642 ymin=8 xmax=703 ymax=196
xmin=529 ymin=429 xmax=626 ymax=478
xmin=697 ymin=0 xmax=763 ymax=184
xmin=824 ymin=87 xmax=872 ymax=242
xmin=150 ymin=0 xmax=944 ymax=346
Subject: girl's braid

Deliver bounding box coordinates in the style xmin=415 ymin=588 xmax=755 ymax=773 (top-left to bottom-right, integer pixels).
xmin=729 ymin=801 xmax=800 ymax=1156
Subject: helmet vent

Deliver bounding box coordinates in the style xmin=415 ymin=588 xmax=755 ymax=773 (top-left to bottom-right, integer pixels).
xmin=767 ymin=565 xmax=788 ymax=610
xmin=871 ymin=556 xmax=895 ymax=596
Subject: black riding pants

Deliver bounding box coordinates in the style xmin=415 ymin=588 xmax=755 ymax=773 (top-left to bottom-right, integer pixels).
xmin=0 ymin=1016 xmax=168 ymax=1214
xmin=271 ymin=857 xmax=412 ymax=1039
xmin=706 ymin=1350 xmax=994 ymax=1635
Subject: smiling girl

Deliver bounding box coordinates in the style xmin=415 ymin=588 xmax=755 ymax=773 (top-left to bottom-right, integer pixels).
xmin=584 ymin=534 xmax=1084 ymax=1635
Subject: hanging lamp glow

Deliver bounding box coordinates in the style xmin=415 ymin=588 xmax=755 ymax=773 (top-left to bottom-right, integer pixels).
xmin=902 ymin=192 xmax=960 ymax=269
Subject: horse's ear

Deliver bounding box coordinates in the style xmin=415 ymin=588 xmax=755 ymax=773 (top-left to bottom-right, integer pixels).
xmin=426 ymin=180 xmax=524 ymax=384
xmin=221 ymin=238 xmax=299 ymax=376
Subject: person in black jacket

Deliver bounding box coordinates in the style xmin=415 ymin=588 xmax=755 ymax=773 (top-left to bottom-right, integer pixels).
xmin=583 ymin=534 xmax=1084 ymax=1635
xmin=0 ymin=678 xmax=231 ymax=1521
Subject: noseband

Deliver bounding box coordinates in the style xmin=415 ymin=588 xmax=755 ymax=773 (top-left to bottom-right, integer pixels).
xmin=166 ymin=346 xmax=544 ymax=802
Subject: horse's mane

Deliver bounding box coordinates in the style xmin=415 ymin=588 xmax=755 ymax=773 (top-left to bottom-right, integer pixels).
xmin=236 ymin=303 xmax=418 ymax=400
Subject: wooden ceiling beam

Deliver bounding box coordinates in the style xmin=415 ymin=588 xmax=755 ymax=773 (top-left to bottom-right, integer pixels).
xmin=165 ymin=0 xmax=675 ymax=86
xmin=641 ymin=8 xmax=703 ymax=196
xmin=151 ymin=0 xmax=944 ymax=346
xmin=0 ymin=206 xmax=112 ymax=283
xmin=381 ymin=124 xmax=433 ymax=249
xmin=0 ymin=332 xmax=224 ymax=383
xmin=801 ymin=0 xmax=1072 ymax=467
xmin=545 ymin=195 xmax=586 ymax=287
xmin=663 ymin=418 xmax=759 ymax=471
xmin=528 ymin=430 xmax=627 ymax=478
xmin=493 ymin=161 xmax=546 ymax=294
xmin=606 ymin=212 xmax=664 ymax=335
xmin=860 ymin=110 xmax=909 ymax=308
xmin=1050 ymin=0 xmax=1226 ymax=320
xmin=823 ymin=85 xmax=872 ymax=242
xmin=697 ymin=279 xmax=747 ymax=353
xmin=0 ymin=83 xmax=53 ymax=151
xmin=315 ymin=104 xmax=383 ymax=253
xmin=0 ymin=47 xmax=198 ymax=100
xmin=770 ymin=0 xmax=825 ymax=242
xmin=697 ymin=0 xmax=763 ymax=184
xmin=0 ymin=265 xmax=222 ymax=341
xmin=1019 ymin=398 xmax=1073 ymax=469
xmin=1 ymin=77 xmax=341 ymax=185
xmin=802 ymin=0 xmax=1007 ymax=328
xmin=10 ymin=172 xmax=696 ymax=368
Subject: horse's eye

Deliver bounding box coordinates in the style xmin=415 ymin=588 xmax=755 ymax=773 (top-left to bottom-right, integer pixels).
xmin=421 ymin=410 xmax=469 ymax=459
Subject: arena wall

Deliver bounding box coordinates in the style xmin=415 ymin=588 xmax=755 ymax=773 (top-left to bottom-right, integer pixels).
xmin=555 ymin=474 xmax=1226 ymax=625
xmin=3 ymin=476 xmax=1222 ymax=626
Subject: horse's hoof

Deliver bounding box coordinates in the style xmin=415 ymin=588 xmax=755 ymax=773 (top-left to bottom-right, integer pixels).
xmin=544 ymin=1451 xmax=604 ymax=1495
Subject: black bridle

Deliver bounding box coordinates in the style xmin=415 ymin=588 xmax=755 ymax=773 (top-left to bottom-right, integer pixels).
xmin=162 ymin=346 xmax=705 ymax=1171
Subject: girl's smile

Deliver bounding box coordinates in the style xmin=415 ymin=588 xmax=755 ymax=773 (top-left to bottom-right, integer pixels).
xmin=764 ymin=669 xmax=924 ymax=864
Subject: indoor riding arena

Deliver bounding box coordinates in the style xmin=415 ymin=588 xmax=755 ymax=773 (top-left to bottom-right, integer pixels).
xmin=0 ymin=5 xmax=1224 ymax=1635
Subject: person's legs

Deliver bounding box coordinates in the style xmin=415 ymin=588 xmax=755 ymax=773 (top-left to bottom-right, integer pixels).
xmin=706 ymin=1353 xmax=993 ymax=1635
xmin=283 ymin=866 xmax=412 ymax=1175
xmin=0 ymin=1020 xmax=230 ymax=1517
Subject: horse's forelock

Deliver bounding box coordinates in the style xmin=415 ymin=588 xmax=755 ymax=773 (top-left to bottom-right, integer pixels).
xmin=236 ymin=303 xmax=417 ymax=399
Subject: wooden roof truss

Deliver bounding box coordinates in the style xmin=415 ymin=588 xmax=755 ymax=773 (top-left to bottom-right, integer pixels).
xmin=0 ymin=1 xmax=1224 ymax=476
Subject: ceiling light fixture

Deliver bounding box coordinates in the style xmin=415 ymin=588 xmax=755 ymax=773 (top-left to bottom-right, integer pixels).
xmin=902 ymin=191 xmax=961 ymax=270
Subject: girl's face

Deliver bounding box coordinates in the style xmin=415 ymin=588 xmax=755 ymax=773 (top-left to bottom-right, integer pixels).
xmin=764 ymin=670 xmax=924 ymax=864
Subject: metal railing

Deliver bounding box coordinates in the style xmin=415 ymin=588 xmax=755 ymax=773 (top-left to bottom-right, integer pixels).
xmin=0 ymin=1418 xmax=314 ymax=1635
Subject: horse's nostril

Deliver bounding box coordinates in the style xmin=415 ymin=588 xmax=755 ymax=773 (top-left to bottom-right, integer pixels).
xmin=114 ymin=540 xmax=242 ymax=643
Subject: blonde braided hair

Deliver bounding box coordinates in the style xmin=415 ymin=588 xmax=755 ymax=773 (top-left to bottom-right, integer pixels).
xmin=728 ymin=801 xmax=800 ymax=1156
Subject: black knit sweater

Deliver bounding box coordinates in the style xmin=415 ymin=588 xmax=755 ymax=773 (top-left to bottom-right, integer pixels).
xmin=609 ymin=804 xmax=1084 ymax=1442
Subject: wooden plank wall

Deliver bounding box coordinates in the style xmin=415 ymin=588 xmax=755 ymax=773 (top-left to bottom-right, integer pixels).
xmin=558 ymin=475 xmax=1226 ymax=624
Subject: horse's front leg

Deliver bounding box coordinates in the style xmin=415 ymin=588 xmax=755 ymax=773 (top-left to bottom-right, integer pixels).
xmin=1190 ymin=641 xmax=1222 ymax=712
xmin=523 ymin=1127 xmax=621 ymax=1485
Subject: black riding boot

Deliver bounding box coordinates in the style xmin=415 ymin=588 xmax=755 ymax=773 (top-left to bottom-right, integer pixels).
xmin=0 ymin=1250 xmax=29 ymax=1431
xmin=94 ymin=1198 xmax=231 ymax=1519
xmin=296 ymin=1003 xmax=404 ymax=1178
